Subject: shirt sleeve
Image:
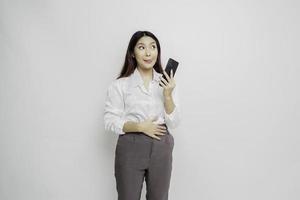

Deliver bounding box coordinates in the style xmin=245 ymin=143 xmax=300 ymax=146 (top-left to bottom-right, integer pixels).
xmin=103 ymin=80 xmax=126 ymax=135
xmin=164 ymin=86 xmax=181 ymax=129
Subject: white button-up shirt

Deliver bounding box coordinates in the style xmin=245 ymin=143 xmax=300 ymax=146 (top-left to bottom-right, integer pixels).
xmin=104 ymin=68 xmax=181 ymax=135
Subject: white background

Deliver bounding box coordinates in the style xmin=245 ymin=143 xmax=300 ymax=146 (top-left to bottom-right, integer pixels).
xmin=1 ymin=0 xmax=299 ymax=199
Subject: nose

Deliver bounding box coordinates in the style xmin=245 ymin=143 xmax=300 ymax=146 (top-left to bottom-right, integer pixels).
xmin=145 ymin=49 xmax=151 ymax=56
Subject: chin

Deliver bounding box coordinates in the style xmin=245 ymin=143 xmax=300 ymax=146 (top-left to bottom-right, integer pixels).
xmin=141 ymin=65 xmax=154 ymax=70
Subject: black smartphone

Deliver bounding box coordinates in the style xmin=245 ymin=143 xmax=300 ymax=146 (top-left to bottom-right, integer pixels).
xmin=160 ymin=58 xmax=179 ymax=87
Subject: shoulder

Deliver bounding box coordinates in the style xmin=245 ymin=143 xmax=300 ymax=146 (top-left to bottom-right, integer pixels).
xmin=109 ymin=77 xmax=130 ymax=88
xmin=107 ymin=77 xmax=131 ymax=94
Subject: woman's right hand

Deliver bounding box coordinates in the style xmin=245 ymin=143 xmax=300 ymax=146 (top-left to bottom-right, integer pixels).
xmin=139 ymin=117 xmax=167 ymax=140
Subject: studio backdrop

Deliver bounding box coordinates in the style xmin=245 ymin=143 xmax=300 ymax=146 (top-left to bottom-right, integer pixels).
xmin=1 ymin=0 xmax=299 ymax=200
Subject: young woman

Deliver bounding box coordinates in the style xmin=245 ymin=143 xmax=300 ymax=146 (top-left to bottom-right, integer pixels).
xmin=104 ymin=30 xmax=181 ymax=200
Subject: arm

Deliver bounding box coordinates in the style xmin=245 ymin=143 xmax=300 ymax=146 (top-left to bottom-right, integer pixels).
xmin=122 ymin=121 xmax=142 ymax=133
xmin=104 ymin=80 xmax=165 ymax=136
xmin=104 ymin=81 xmax=127 ymax=135
xmin=124 ymin=119 xmax=167 ymax=140
xmin=160 ymin=70 xmax=181 ymax=129
xmin=104 ymin=81 xmax=147 ymax=134
xmin=163 ymin=86 xmax=181 ymax=129
xmin=164 ymin=94 xmax=176 ymax=114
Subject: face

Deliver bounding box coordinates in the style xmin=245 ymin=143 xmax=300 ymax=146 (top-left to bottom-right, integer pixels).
xmin=133 ymin=36 xmax=158 ymax=70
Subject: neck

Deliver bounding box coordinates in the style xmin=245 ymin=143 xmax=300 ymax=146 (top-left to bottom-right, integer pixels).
xmin=137 ymin=67 xmax=153 ymax=81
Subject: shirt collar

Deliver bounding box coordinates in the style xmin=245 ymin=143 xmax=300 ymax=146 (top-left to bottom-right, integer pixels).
xmin=129 ymin=68 xmax=162 ymax=88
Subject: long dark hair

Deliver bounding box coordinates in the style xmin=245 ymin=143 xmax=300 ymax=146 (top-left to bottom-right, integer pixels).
xmin=117 ymin=31 xmax=163 ymax=79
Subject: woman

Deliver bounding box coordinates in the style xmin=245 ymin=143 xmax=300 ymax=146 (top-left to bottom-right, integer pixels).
xmin=104 ymin=30 xmax=181 ymax=200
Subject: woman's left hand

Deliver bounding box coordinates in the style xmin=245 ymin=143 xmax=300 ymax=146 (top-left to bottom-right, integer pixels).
xmin=159 ymin=69 xmax=176 ymax=97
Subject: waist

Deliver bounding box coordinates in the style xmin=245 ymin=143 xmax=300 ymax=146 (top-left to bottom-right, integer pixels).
xmin=125 ymin=123 xmax=169 ymax=135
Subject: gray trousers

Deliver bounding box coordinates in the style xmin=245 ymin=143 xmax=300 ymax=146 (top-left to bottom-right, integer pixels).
xmin=114 ymin=124 xmax=174 ymax=200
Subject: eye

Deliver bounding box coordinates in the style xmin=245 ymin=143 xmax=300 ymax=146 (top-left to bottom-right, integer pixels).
xmin=138 ymin=46 xmax=144 ymax=50
xmin=151 ymin=45 xmax=156 ymax=49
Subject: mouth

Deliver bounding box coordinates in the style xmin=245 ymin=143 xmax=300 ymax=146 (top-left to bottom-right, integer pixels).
xmin=143 ymin=59 xmax=153 ymax=64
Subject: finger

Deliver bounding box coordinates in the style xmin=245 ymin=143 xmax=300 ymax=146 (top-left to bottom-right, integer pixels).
xmin=152 ymin=135 xmax=161 ymax=140
xmin=163 ymin=70 xmax=171 ymax=82
xmin=157 ymin=125 xmax=166 ymax=130
xmin=155 ymin=127 xmax=167 ymax=133
xmin=159 ymin=80 xmax=167 ymax=88
xmin=160 ymin=77 xmax=168 ymax=85
xmin=159 ymin=83 xmax=166 ymax=89
xmin=155 ymin=132 xmax=165 ymax=136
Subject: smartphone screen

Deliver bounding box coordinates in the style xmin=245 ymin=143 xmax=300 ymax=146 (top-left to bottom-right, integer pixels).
xmin=159 ymin=58 xmax=179 ymax=87
xmin=162 ymin=58 xmax=179 ymax=80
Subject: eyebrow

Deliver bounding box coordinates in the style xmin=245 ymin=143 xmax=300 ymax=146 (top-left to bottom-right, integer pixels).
xmin=136 ymin=42 xmax=156 ymax=45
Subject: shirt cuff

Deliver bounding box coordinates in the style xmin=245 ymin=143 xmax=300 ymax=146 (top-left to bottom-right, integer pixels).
xmin=115 ymin=118 xmax=126 ymax=135
xmin=164 ymin=106 xmax=180 ymax=129
xmin=164 ymin=106 xmax=177 ymax=121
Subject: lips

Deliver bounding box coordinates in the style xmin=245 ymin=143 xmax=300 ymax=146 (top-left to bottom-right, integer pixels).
xmin=144 ymin=59 xmax=152 ymax=63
